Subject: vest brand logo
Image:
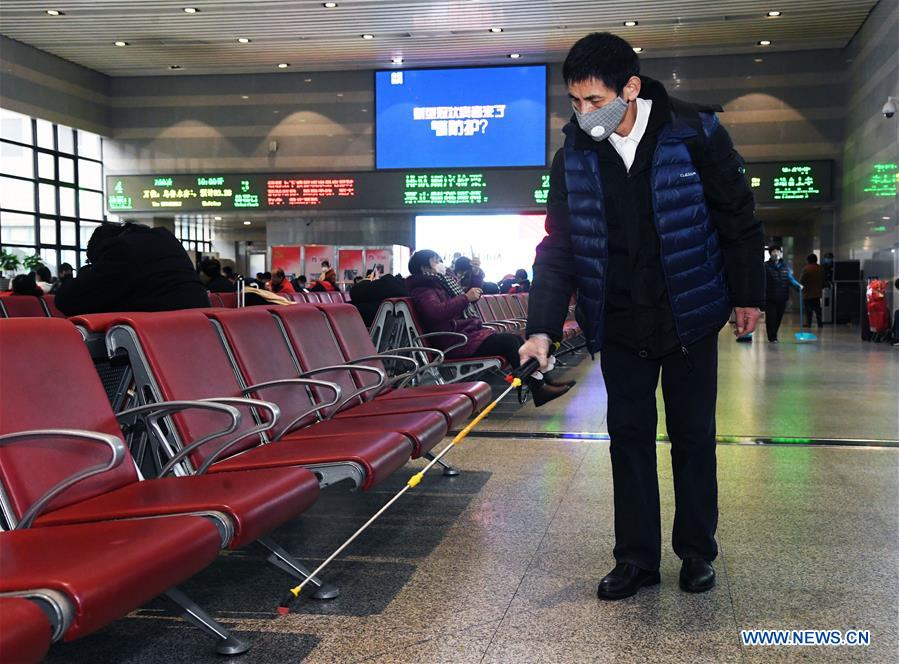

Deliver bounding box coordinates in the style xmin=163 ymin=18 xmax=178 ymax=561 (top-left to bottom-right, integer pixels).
xmin=679 ymin=171 xmax=697 ymax=178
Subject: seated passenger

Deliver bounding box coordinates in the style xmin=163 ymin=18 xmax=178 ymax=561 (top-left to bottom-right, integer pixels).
xmin=406 ymin=250 xmax=572 ymax=406
xmin=309 ymin=267 xmax=337 ymax=292
xmin=199 ymin=257 xmax=237 ymax=293
xmin=452 ymin=256 xmax=485 ymax=290
xmin=350 ymin=271 xmax=408 ymax=328
xmin=268 ymin=268 xmax=296 ymax=294
xmin=50 ymin=262 xmax=73 ymax=294
xmin=55 ymin=222 xmax=210 ymax=316
xmin=34 ymin=265 xmax=54 ymax=294
xmin=11 ymin=273 xmax=44 ymax=297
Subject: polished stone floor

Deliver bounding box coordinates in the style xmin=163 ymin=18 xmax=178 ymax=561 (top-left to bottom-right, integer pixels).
xmin=46 ymin=323 xmax=898 ymax=663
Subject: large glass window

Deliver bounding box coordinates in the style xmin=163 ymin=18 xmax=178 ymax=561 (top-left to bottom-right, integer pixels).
xmin=0 ymin=110 xmax=108 ymax=274
xmin=175 ymin=218 xmax=212 ymax=255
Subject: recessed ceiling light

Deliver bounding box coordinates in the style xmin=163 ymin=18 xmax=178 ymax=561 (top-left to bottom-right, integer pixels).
xmin=304 ymin=78 xmax=312 ymax=82
xmin=337 ymin=92 xmax=344 ymax=97
xmin=624 ymin=20 xmax=638 ymax=27
xmin=361 ymin=34 xmax=374 ymax=39
xmin=183 ymin=7 xmax=199 ymax=13
xmin=767 ymin=11 xmax=782 ymax=17
xmin=169 ymin=65 xmax=183 ymax=70
xmin=632 ymin=47 xmax=643 ymax=53
xmin=277 ymin=63 xmax=290 ymax=68
xmin=391 ymin=56 xmax=404 ymax=64
xmin=237 ymin=37 xmax=251 ymax=43
xmin=243 ymin=221 xmax=252 ymax=225
xmin=214 ymin=216 xmax=222 ymax=221
xmin=509 ymin=53 xmax=521 ymax=59
xmin=240 ymin=95 xmax=249 ymax=99
xmin=883 ymin=216 xmax=891 ymax=220
xmin=45 ymin=9 xmax=64 ymax=16
xmin=114 ymin=41 xmax=129 ymax=47
xmin=489 ymin=27 xmax=503 ymax=33
xmin=754 ymin=57 xmax=764 ymax=63
xmin=758 ymin=40 xmax=772 ymax=46
xmin=323 ymin=1 xmax=338 ymax=7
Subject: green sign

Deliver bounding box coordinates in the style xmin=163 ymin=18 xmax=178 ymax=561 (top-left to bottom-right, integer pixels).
xmin=403 ymin=173 xmax=487 ymax=205
xmin=533 ymin=174 xmax=550 ymax=205
xmin=744 ymin=161 xmax=832 ymax=203
xmin=107 ymin=169 xmax=550 ymax=213
xmin=863 ymin=163 xmax=897 ymax=198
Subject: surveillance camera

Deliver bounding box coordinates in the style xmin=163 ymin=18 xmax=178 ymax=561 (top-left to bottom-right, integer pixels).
xmin=883 ymin=97 xmax=897 ymax=118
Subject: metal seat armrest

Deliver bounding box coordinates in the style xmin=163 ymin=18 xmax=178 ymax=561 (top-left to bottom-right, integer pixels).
xmin=193 ymin=397 xmax=282 ymax=475
xmin=297 ymin=364 xmax=389 ymax=414
xmin=241 ymin=378 xmax=342 ymax=438
xmin=119 ymin=401 xmax=244 ymax=478
xmin=374 ymin=347 xmax=446 ymax=387
xmin=412 ymin=331 xmax=469 ymax=356
xmin=0 ymin=429 xmax=126 ymax=529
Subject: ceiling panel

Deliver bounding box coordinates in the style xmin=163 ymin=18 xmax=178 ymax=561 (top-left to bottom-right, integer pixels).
xmin=0 ymin=0 xmax=879 ymax=76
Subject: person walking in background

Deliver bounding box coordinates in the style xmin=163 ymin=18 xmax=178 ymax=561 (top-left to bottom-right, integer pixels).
xmin=764 ymin=244 xmax=802 ymax=343
xmin=800 ymin=253 xmax=825 ymax=328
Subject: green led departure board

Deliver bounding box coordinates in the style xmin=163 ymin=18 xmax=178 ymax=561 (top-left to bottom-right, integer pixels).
xmin=108 ymin=161 xmax=835 ymax=215
xmin=862 ymin=163 xmax=897 ymax=198
xmin=743 ymin=161 xmax=832 ymax=204
xmin=107 ymin=170 xmax=550 ymax=213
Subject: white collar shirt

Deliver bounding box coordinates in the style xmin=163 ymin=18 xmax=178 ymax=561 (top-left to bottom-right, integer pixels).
xmin=607 ymin=97 xmax=652 ymax=172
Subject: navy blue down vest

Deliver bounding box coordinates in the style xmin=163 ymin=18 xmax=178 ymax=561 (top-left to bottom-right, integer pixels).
xmin=564 ymin=112 xmax=733 ymax=353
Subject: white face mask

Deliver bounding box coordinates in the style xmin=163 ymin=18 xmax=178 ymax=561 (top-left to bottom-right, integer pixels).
xmin=432 ymin=262 xmax=446 ymax=275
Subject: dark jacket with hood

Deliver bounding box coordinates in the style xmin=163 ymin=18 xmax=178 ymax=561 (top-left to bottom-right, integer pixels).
xmin=526 ymin=76 xmax=765 ymax=356
xmin=406 ymin=273 xmax=494 ymax=358
xmin=56 ymin=224 xmax=210 ymax=316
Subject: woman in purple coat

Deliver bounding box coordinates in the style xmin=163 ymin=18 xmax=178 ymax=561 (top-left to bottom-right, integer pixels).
xmin=406 ymin=250 xmax=572 ymax=406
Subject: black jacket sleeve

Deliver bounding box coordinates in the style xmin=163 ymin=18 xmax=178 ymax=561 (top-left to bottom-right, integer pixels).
xmin=525 ymin=149 xmax=577 ymax=342
xmin=699 ymin=122 xmax=766 ymax=308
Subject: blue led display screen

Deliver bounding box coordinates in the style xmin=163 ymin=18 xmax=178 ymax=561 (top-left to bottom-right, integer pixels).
xmin=375 ymin=65 xmax=547 ymax=169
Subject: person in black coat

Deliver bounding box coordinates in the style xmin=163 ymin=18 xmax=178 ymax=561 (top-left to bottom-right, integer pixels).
xmin=199 ymin=257 xmax=237 ymax=293
xmin=350 ymin=273 xmax=408 ymax=328
xmin=763 ymin=244 xmax=802 ymax=342
xmin=519 ymin=33 xmax=764 ymax=602
xmin=55 ymin=222 xmax=210 ymax=316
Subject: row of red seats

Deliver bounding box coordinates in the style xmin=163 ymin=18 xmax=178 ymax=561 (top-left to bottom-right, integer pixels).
xmin=369 ymin=293 xmax=583 ymax=384
xmin=0 ymin=293 xmax=66 ymax=318
xmin=0 ymin=288 xmax=351 ymax=317
xmin=0 ymin=304 xmax=491 ymax=660
xmin=284 ymin=290 xmax=350 ymax=304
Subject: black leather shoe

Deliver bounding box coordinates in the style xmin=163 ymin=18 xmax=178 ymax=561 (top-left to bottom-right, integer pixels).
xmin=526 ymin=377 xmax=572 ymax=407
xmin=679 ymin=558 xmax=715 ymax=593
xmin=544 ymin=375 xmax=577 ymax=388
xmin=597 ymin=563 xmax=660 ymax=601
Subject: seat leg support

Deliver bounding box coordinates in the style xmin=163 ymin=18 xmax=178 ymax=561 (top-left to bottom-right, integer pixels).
xmin=424 ymin=452 xmax=460 ymax=477
xmin=162 ymin=587 xmax=249 ymax=656
xmin=257 ymin=536 xmax=340 ymax=599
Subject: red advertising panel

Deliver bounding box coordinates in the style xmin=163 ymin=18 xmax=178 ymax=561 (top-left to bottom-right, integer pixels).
xmin=338 ymin=249 xmax=364 ymax=282
xmin=304 ymin=245 xmax=336 ymax=278
xmin=365 ymin=248 xmax=392 ymax=277
xmin=270 ymin=245 xmax=301 ymax=275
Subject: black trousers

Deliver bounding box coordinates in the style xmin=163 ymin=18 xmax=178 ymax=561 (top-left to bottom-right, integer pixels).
xmin=803 ymin=298 xmax=823 ymax=327
xmin=600 ymin=335 xmax=719 ymax=570
xmin=764 ymin=301 xmax=787 ymax=341
xmin=473 ymin=332 xmax=522 ymax=369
